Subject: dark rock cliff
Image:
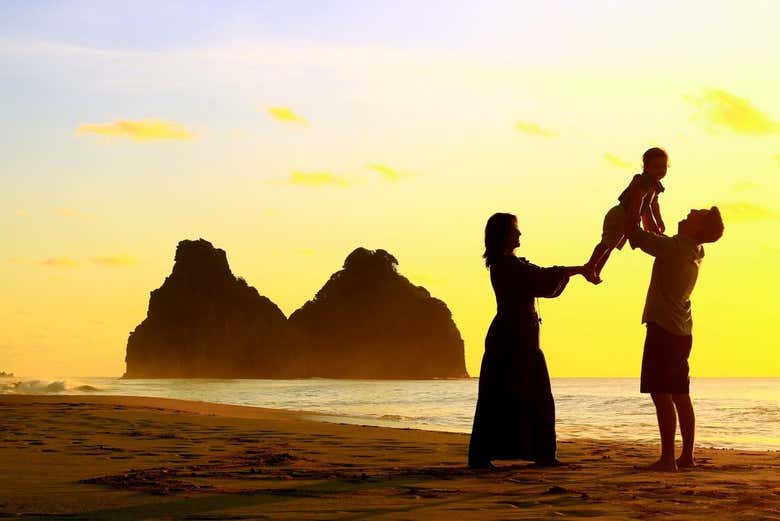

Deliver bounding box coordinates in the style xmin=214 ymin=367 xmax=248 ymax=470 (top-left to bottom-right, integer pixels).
xmin=124 ymin=239 xmax=298 ymax=378
xmin=125 ymin=242 xmax=468 ymax=379
xmin=288 ymin=247 xmax=468 ymax=378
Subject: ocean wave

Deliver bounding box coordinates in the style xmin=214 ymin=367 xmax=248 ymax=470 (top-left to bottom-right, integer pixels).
xmin=74 ymin=384 xmax=102 ymax=392
xmin=379 ymin=414 xmax=423 ymax=421
xmin=0 ymin=379 xmax=103 ymax=394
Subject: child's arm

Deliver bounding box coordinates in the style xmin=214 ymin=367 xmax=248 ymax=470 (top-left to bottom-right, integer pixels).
xmin=650 ymin=195 xmax=665 ymax=234
xmin=641 ymin=207 xmax=660 ymax=234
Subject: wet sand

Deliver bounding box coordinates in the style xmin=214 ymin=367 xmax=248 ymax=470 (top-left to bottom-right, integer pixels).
xmin=1 ymin=395 xmax=778 ymax=520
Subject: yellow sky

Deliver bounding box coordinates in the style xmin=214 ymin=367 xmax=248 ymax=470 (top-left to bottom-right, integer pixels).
xmin=2 ymin=2 xmax=780 ymax=377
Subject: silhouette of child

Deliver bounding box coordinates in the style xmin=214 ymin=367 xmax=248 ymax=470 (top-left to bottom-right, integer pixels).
xmin=584 ymin=147 xmax=668 ymax=284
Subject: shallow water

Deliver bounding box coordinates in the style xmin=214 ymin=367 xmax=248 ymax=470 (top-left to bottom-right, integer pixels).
xmin=2 ymin=376 xmax=778 ymax=451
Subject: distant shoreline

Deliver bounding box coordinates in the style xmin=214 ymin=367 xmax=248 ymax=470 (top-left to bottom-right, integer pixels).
xmin=1 ymin=393 xmax=777 ymax=448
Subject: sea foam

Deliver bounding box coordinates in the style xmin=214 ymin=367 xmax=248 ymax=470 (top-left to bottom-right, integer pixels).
xmin=0 ymin=379 xmax=102 ymax=394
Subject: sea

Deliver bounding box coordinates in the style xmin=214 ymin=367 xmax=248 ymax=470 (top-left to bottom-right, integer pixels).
xmin=1 ymin=376 xmax=778 ymax=451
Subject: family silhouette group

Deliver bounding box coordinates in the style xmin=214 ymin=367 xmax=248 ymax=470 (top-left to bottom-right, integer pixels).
xmin=469 ymin=147 xmax=725 ymax=472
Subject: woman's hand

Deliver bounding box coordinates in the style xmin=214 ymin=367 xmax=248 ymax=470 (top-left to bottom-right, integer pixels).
xmin=563 ymin=265 xmax=600 ymax=285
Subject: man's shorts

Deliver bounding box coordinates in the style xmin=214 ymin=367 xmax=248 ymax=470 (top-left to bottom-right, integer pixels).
xmin=601 ymin=204 xmax=628 ymax=250
xmin=640 ymin=322 xmax=693 ymax=394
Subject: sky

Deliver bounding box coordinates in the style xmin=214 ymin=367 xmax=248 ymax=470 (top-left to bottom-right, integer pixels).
xmin=2 ymin=0 xmax=779 ymax=377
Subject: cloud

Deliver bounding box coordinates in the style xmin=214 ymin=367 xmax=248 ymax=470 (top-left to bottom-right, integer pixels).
xmin=40 ymin=257 xmax=79 ymax=268
xmin=290 ymin=171 xmax=352 ymax=187
xmin=54 ymin=207 xmax=89 ymax=219
xmin=604 ymin=153 xmax=633 ymax=169
xmin=92 ymin=255 xmax=139 ymax=266
xmin=75 ymin=119 xmax=195 ymax=141
xmin=14 ymin=209 xmax=29 ymax=217
xmin=717 ymin=202 xmax=778 ymax=223
xmin=516 ymin=120 xmax=558 ymax=138
xmin=367 ymin=163 xmax=406 ymax=183
xmin=0 ymin=38 xmax=542 ymax=98
xmin=6 ymin=257 xmax=27 ymax=265
xmin=685 ymin=89 xmax=780 ymax=135
xmin=267 ymin=107 xmax=307 ymax=125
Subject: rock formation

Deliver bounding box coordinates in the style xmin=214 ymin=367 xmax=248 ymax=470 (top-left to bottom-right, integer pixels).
xmin=124 ymin=239 xmax=298 ymax=378
xmin=288 ymin=248 xmax=468 ymax=378
xmin=125 ymin=242 xmax=468 ymax=379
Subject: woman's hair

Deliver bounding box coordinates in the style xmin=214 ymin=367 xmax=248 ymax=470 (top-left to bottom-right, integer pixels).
xmin=642 ymin=147 xmax=668 ymax=166
xmin=483 ymin=212 xmax=516 ymax=268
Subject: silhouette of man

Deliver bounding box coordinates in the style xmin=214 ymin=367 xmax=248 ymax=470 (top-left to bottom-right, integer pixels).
xmin=626 ymin=207 xmax=724 ymax=471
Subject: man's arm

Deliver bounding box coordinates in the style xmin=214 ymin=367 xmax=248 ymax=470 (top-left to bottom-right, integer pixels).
xmin=625 ymin=214 xmax=674 ymax=258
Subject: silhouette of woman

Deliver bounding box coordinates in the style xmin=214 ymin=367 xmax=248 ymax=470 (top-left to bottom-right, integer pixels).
xmin=468 ymin=213 xmax=590 ymax=468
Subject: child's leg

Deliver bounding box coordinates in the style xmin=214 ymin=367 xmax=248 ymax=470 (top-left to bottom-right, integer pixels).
xmin=584 ymin=243 xmax=611 ymax=284
xmin=592 ymin=205 xmax=624 ymax=282
xmin=593 ymin=245 xmax=614 ymax=278
xmin=586 ymin=242 xmax=608 ymax=267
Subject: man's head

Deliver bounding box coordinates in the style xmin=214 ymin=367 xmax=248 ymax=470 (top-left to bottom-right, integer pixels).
xmin=678 ymin=207 xmax=724 ymax=244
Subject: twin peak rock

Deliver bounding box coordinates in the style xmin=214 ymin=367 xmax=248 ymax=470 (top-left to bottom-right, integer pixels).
xmin=125 ymin=239 xmax=468 ymax=379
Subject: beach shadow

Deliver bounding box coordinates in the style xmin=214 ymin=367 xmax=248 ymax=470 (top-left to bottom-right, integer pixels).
xmin=22 ymin=477 xmax=435 ymax=521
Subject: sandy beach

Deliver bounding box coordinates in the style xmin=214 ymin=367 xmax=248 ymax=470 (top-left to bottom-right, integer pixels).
xmin=1 ymin=395 xmax=778 ymax=520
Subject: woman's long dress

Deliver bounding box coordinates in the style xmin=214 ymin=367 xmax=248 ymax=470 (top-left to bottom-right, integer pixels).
xmin=468 ymin=255 xmax=570 ymax=466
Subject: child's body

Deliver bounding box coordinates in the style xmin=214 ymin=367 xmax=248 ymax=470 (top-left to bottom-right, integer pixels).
xmin=585 ymin=148 xmax=668 ymax=284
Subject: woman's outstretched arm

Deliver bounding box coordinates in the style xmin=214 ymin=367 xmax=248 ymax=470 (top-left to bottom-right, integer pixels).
xmin=561 ymin=266 xmax=590 ymax=278
xmin=524 ymin=263 xmax=589 ymax=298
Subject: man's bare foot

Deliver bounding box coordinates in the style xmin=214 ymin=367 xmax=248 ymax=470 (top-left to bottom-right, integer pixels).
xmin=639 ymin=459 xmax=678 ymax=472
xmin=676 ymin=456 xmax=697 ymax=468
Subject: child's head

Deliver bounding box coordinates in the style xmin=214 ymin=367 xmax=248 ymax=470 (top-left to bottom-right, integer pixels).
xmin=642 ymin=147 xmax=668 ymax=181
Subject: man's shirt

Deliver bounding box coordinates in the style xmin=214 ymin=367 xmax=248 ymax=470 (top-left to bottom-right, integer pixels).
xmin=628 ymin=229 xmax=704 ymax=336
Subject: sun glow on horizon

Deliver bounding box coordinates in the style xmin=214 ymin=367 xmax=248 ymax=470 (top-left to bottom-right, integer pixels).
xmin=2 ymin=1 xmax=779 ymax=378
